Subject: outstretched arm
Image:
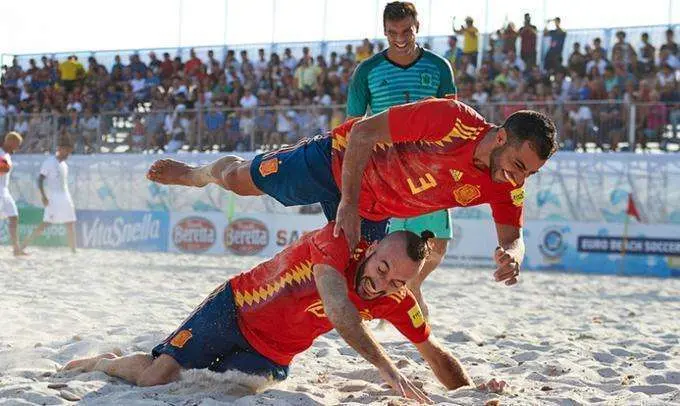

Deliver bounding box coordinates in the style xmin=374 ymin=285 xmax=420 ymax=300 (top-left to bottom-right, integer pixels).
xmin=314 ymin=264 xmax=432 ymax=404
xmin=415 ymin=335 xmax=473 ymax=390
xmin=333 ymin=111 xmax=391 ymax=247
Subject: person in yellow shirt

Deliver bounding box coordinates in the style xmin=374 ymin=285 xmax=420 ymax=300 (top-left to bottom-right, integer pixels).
xmin=294 ymin=56 xmax=322 ymax=95
xmin=59 ymin=55 xmax=85 ymax=92
xmin=355 ymin=38 xmax=374 ymax=62
xmin=454 ymin=17 xmax=479 ymax=66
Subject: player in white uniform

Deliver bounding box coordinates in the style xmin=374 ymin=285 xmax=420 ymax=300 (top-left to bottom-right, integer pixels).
xmin=21 ymin=139 xmax=77 ymax=253
xmin=0 ymin=132 xmax=26 ymax=256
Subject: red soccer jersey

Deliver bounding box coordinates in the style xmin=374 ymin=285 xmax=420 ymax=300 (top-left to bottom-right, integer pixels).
xmin=231 ymin=223 xmax=430 ymax=366
xmin=330 ymin=98 xmax=525 ymax=227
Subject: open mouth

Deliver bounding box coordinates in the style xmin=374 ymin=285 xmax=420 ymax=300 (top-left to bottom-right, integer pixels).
xmin=361 ymin=278 xmax=378 ymax=299
xmin=394 ymin=42 xmax=408 ymax=50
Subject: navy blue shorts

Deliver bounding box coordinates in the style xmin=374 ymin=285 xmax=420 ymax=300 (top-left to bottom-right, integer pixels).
xmin=250 ymin=135 xmax=388 ymax=241
xmin=152 ymin=282 xmax=289 ymax=381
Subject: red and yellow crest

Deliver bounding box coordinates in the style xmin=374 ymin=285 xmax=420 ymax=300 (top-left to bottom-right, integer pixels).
xmin=258 ymin=158 xmax=279 ymax=177
xmin=453 ymin=184 xmax=481 ymax=206
xmin=170 ymin=329 xmax=192 ymax=348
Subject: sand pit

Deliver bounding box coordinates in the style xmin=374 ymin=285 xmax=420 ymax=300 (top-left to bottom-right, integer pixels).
xmin=1 ymin=248 xmax=679 ymax=405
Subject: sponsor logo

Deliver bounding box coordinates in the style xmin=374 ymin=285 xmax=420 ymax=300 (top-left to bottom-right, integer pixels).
xmin=258 ymin=158 xmax=279 ymax=177
xmin=539 ymin=226 xmax=568 ymax=260
xmin=420 ymin=72 xmax=432 ymax=86
xmin=449 ymin=169 xmax=463 ymax=182
xmin=577 ymin=236 xmax=680 ymax=256
xmin=408 ymin=304 xmax=425 ymax=328
xmin=173 ymin=216 xmax=216 ymax=253
xmin=170 ymin=329 xmax=192 ymax=348
xmin=81 ymin=214 xmax=161 ymax=248
xmin=224 ymin=218 xmax=269 ymax=255
xmin=453 ymin=184 xmax=481 ymax=206
xmin=511 ymin=188 xmax=525 ymax=207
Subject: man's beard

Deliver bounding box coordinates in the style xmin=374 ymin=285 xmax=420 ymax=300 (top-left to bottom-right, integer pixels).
xmin=354 ymin=252 xmax=380 ymax=300
xmin=489 ymin=143 xmax=507 ymax=183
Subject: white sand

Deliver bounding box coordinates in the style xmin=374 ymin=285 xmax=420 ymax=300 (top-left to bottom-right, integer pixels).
xmin=1 ymin=248 xmax=679 ymax=405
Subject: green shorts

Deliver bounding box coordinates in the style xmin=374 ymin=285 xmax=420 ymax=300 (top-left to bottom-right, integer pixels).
xmin=387 ymin=209 xmax=452 ymax=239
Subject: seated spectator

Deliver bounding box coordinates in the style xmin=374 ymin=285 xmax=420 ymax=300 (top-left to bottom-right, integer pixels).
xmin=240 ymin=88 xmax=258 ymax=109
xmin=80 ymin=107 xmax=101 ymax=153
xmin=503 ymin=49 xmax=526 ymax=72
xmin=639 ymin=90 xmax=668 ymax=150
xmin=128 ymin=114 xmax=146 ymax=152
xmin=585 ymin=49 xmax=608 ymax=76
xmin=597 ymin=89 xmax=625 ymax=151
xmin=203 ymin=103 xmax=226 ymax=150
xmin=568 ymin=42 xmax=586 ymax=77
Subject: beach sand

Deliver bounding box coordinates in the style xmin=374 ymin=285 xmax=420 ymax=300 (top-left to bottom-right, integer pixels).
xmin=1 ymin=248 xmax=679 ymax=405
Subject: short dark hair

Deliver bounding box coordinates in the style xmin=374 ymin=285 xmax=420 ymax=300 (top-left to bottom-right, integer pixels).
xmin=403 ymin=230 xmax=434 ymax=262
xmin=383 ymin=1 xmax=418 ymax=26
xmin=502 ymin=110 xmax=558 ymax=160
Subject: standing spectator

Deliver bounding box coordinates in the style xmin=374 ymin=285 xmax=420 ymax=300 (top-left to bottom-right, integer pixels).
xmin=568 ymin=42 xmax=587 ymax=77
xmin=455 ymin=16 xmax=479 ymax=66
xmin=543 ymin=17 xmax=566 ymax=73
xmin=342 ymin=44 xmax=356 ymax=63
xmin=444 ymin=36 xmax=463 ymax=73
xmin=59 ymin=55 xmax=84 ymax=93
xmin=639 ymin=32 xmax=656 ymax=73
xmin=519 ymin=13 xmax=538 ymax=69
xmin=240 ymin=50 xmax=253 ymax=75
xmin=148 ymin=52 xmax=162 ymax=72
xmin=356 ymin=39 xmax=374 ymax=62
xmin=160 ymin=52 xmax=175 ymax=80
xmin=130 ymin=71 xmax=146 ymax=101
xmin=612 ymin=31 xmax=636 ymax=68
xmin=660 ymin=28 xmax=678 ymax=56
xmin=184 ymin=48 xmax=203 ymax=78
xmin=129 ymin=54 xmax=147 ymax=76
xmin=282 ymin=48 xmax=298 ymax=71
xmin=254 ymin=49 xmax=269 ymax=79
xmin=128 ymin=115 xmax=146 ymax=152
xmin=659 ymin=48 xmax=680 ymax=70
xmin=502 ymin=22 xmax=519 ymax=55
xmin=111 ymin=55 xmax=124 ymax=73
xmin=207 ymin=50 xmax=220 ymax=74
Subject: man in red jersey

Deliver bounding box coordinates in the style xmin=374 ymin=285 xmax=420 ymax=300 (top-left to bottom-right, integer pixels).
xmin=147 ymin=97 xmax=557 ymax=290
xmin=63 ymin=224 xmax=509 ymax=402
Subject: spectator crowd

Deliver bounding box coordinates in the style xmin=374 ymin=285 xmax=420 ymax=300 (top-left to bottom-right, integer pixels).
xmin=0 ymin=14 xmax=678 ymax=153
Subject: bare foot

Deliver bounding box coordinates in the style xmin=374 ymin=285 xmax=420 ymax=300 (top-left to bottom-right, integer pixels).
xmin=62 ymin=353 xmax=118 ymax=372
xmin=478 ymin=378 xmax=508 ymax=394
xmin=13 ymin=249 xmax=29 ymax=257
xmin=146 ymin=159 xmax=206 ymax=187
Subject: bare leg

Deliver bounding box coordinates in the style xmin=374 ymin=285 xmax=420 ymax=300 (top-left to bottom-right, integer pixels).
xmin=66 ymin=221 xmax=76 ymax=253
xmin=9 ymin=216 xmax=26 ymax=256
xmin=65 ymin=353 xmax=182 ymax=387
xmin=406 ymin=238 xmax=448 ymax=320
xmin=146 ymin=156 xmax=262 ymax=196
xmin=20 ymin=222 xmax=47 ymax=250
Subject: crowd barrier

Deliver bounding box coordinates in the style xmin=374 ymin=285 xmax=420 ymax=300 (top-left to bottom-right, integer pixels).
xmin=2 ymin=151 xmax=679 ymax=277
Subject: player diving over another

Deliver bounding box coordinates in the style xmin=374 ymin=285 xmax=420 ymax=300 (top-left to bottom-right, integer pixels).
xmin=64 ymin=224 xmax=506 ymax=403
xmin=147 ymin=97 xmax=558 ymax=316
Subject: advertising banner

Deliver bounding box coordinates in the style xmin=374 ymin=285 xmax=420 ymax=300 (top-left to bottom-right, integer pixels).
xmin=0 ymin=207 xmax=68 ymax=247
xmin=76 ymin=210 xmax=169 ymax=251
xmin=523 ymin=221 xmax=680 ymax=277
xmin=169 ymin=211 xmax=326 ymax=257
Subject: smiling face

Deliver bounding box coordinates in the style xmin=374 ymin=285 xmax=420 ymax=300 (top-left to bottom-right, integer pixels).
xmin=488 ymin=129 xmax=547 ymax=186
xmin=385 ymin=16 xmax=419 ymax=58
xmin=354 ymin=236 xmax=423 ymax=301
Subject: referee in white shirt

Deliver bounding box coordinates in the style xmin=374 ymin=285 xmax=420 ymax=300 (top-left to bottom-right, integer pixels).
xmin=21 ymin=138 xmax=77 ymax=253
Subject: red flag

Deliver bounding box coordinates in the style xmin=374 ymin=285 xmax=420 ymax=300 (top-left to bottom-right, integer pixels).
xmin=626 ymin=194 xmax=641 ymax=222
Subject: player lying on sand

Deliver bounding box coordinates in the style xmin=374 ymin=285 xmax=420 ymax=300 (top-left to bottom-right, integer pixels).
xmin=64 ymin=223 xmax=505 ymax=403
xmin=147 ymin=97 xmax=558 ymax=316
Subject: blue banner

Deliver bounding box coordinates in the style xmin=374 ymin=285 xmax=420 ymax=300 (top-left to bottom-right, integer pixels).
xmin=76 ymin=210 xmax=169 ymax=252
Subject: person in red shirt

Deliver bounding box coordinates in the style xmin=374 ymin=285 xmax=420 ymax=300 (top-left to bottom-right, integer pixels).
xmin=63 ymin=224 xmax=506 ymax=402
xmin=147 ymin=97 xmax=557 ymax=300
